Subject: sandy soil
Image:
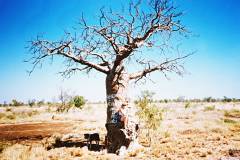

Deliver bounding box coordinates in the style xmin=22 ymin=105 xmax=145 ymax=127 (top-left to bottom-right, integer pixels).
xmin=0 ymin=102 xmax=239 ymax=160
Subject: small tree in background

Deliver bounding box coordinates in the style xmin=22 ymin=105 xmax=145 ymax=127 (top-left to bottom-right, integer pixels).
xmin=57 ymin=89 xmax=73 ymax=112
xmin=3 ymin=101 xmax=8 ymax=107
xmin=28 ymin=99 xmax=36 ymax=107
xmin=204 ymin=97 xmax=212 ymax=102
xmin=222 ymin=96 xmax=232 ymax=103
xmin=73 ymin=96 xmax=86 ymax=109
xmin=11 ymin=99 xmax=24 ymax=106
xmin=135 ymin=91 xmax=163 ymax=146
xmin=56 ymin=89 xmax=87 ymax=112
xmin=37 ymin=100 xmax=45 ymax=107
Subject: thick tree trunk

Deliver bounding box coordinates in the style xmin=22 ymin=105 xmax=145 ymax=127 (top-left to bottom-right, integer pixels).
xmin=105 ymin=66 xmax=139 ymax=154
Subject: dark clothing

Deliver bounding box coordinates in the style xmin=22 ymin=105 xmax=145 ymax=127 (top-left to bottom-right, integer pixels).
xmin=112 ymin=112 xmax=122 ymax=124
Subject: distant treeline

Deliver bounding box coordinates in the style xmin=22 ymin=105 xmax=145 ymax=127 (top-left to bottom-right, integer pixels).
xmin=0 ymin=96 xmax=239 ymax=107
xmin=0 ymin=99 xmax=53 ymax=107
xmin=153 ymin=96 xmax=240 ymax=103
xmin=0 ymin=96 xmax=86 ymax=108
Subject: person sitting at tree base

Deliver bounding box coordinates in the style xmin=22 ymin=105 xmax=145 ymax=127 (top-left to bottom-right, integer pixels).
xmin=112 ymin=102 xmax=128 ymax=129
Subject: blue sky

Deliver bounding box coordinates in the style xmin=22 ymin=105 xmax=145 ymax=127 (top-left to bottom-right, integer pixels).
xmin=0 ymin=0 xmax=239 ymax=103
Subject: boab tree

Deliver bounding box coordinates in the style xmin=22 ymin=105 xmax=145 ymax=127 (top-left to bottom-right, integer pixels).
xmin=27 ymin=0 xmax=191 ymax=153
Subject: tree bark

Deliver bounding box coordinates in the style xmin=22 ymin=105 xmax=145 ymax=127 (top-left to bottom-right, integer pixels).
xmin=105 ymin=66 xmax=139 ymax=153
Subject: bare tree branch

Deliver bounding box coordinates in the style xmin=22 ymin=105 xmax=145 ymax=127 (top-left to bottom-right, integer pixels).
xmin=129 ymin=53 xmax=193 ymax=82
xmin=27 ymin=0 xmax=191 ymax=80
xmin=27 ymin=37 xmax=110 ymax=75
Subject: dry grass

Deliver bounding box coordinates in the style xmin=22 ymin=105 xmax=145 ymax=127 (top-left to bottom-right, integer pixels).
xmin=223 ymin=109 xmax=240 ymax=133
xmin=224 ymin=109 xmax=240 ymax=118
xmin=224 ymin=118 xmax=237 ymax=124
xmin=0 ymin=103 xmax=240 ymax=159
xmin=0 ymin=112 xmax=16 ymax=121
xmin=0 ymin=143 xmax=120 ymax=160
xmin=0 ymin=110 xmax=40 ymax=123
xmin=204 ymin=105 xmax=215 ymax=111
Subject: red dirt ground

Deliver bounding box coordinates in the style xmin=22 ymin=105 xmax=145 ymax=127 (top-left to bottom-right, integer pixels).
xmin=0 ymin=122 xmax=75 ymax=141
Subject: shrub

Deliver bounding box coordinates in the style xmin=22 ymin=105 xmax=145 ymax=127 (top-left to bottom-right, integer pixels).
xmin=222 ymin=96 xmax=232 ymax=102
xmin=163 ymin=131 xmax=171 ymax=138
xmin=47 ymin=102 xmax=53 ymax=106
xmin=203 ymin=97 xmax=216 ymax=102
xmin=11 ymin=99 xmax=24 ymax=106
xmin=176 ymin=96 xmax=185 ymax=102
xmin=135 ymin=90 xmax=163 ymax=146
xmin=224 ymin=109 xmax=240 ymax=118
xmin=3 ymin=101 xmax=8 ymax=107
xmin=56 ymin=89 xmax=73 ymax=112
xmin=6 ymin=114 xmax=16 ymax=120
xmin=73 ymin=96 xmax=86 ymax=109
xmin=164 ymin=99 xmax=168 ymax=103
xmin=37 ymin=100 xmax=45 ymax=106
xmin=5 ymin=108 xmax=12 ymax=112
xmin=27 ymin=110 xmax=39 ymax=117
xmin=184 ymin=102 xmax=191 ymax=109
xmin=224 ymin=118 xmax=237 ymax=124
xmin=0 ymin=142 xmax=11 ymax=153
xmin=204 ymin=105 xmax=215 ymax=111
xmin=28 ymin=99 xmax=36 ymax=107
xmin=0 ymin=113 xmax=6 ymax=119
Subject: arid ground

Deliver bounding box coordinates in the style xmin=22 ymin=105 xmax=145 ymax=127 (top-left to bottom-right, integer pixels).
xmin=0 ymin=102 xmax=240 ymax=160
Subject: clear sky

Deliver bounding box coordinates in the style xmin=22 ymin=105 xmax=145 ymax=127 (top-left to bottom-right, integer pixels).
xmin=0 ymin=0 xmax=239 ymax=103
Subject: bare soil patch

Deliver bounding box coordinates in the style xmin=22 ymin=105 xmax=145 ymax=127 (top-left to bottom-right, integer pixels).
xmin=0 ymin=122 xmax=75 ymax=141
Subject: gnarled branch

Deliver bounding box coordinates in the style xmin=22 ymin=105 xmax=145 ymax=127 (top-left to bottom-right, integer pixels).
xmin=27 ymin=38 xmax=110 ymax=75
xmin=27 ymin=0 xmax=191 ymax=80
xmin=129 ymin=53 xmax=193 ymax=82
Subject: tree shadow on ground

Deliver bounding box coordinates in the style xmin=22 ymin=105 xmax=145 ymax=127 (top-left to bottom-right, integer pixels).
xmin=48 ymin=139 xmax=104 ymax=152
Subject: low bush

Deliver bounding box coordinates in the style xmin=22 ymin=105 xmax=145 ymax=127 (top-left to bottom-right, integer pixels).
xmin=37 ymin=100 xmax=45 ymax=107
xmin=224 ymin=109 xmax=240 ymax=118
xmin=11 ymin=99 xmax=24 ymax=106
xmin=0 ymin=142 xmax=11 ymax=153
xmin=163 ymin=131 xmax=171 ymax=138
xmin=5 ymin=108 xmax=12 ymax=112
xmin=3 ymin=102 xmax=8 ymax=107
xmin=28 ymin=100 xmax=36 ymax=107
xmin=184 ymin=102 xmax=191 ymax=109
xmin=0 ymin=113 xmax=15 ymax=120
xmin=0 ymin=110 xmax=40 ymax=122
xmin=204 ymin=105 xmax=215 ymax=111
xmin=6 ymin=114 xmax=16 ymax=120
xmin=135 ymin=90 xmax=163 ymax=146
xmin=224 ymin=118 xmax=237 ymax=124
xmin=0 ymin=113 xmax=6 ymax=119
xmin=27 ymin=110 xmax=39 ymax=117
xmin=73 ymin=96 xmax=86 ymax=109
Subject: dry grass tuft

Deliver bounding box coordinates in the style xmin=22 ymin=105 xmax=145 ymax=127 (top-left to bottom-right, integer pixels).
xmin=224 ymin=118 xmax=237 ymax=124
xmin=151 ymin=145 xmax=174 ymax=158
xmin=127 ymin=148 xmax=144 ymax=157
xmin=0 ymin=110 xmax=40 ymax=123
xmin=41 ymin=133 xmax=62 ymax=150
xmin=224 ymin=109 xmax=240 ymax=118
xmin=180 ymin=129 xmax=204 ymax=135
xmin=210 ymin=128 xmax=223 ymax=133
xmin=69 ymin=148 xmax=84 ymax=157
xmin=229 ymin=123 xmax=240 ymax=132
xmin=5 ymin=108 xmax=12 ymax=112
xmin=204 ymin=105 xmax=215 ymax=111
